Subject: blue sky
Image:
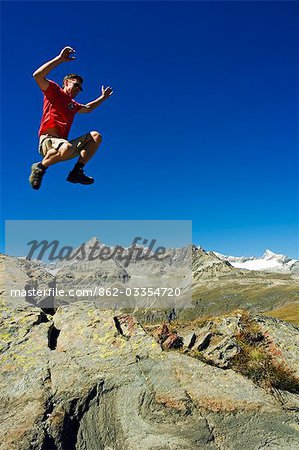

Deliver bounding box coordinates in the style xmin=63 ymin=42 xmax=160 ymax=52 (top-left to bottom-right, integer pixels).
xmin=1 ymin=1 xmax=298 ymax=258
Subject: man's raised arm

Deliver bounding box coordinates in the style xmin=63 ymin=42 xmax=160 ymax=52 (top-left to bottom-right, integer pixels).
xmin=78 ymin=85 xmax=113 ymax=114
xmin=33 ymin=46 xmax=76 ymax=91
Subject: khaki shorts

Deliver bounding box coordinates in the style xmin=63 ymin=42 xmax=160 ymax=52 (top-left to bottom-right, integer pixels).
xmin=39 ymin=133 xmax=91 ymax=160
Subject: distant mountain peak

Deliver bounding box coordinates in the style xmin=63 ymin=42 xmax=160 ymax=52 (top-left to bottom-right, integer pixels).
xmin=192 ymin=244 xmax=204 ymax=252
xmin=215 ymin=249 xmax=296 ymax=273
xmin=263 ymin=249 xmax=281 ymax=259
xmin=85 ymin=236 xmax=101 ymax=247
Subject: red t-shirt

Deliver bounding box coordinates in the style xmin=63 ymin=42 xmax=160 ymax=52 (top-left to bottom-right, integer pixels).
xmin=38 ymin=80 xmax=84 ymax=139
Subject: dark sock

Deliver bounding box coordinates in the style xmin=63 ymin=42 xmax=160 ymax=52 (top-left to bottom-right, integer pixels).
xmin=37 ymin=162 xmax=47 ymax=171
xmin=73 ymin=161 xmax=85 ymax=173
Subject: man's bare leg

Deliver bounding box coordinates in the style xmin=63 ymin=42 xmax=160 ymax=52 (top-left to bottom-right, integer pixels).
xmin=67 ymin=131 xmax=102 ymax=185
xmin=29 ymin=142 xmax=75 ymax=190
xmin=78 ymin=131 xmax=102 ymax=164
xmin=42 ymin=142 xmax=75 ymax=167
xmin=29 ymin=131 xmax=102 ymax=189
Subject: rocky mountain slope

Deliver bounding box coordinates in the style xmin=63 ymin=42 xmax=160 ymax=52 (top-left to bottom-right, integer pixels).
xmin=1 ymin=253 xmax=299 ymax=449
xmin=1 ymin=300 xmax=299 ymax=450
xmin=191 ymin=245 xmax=299 ymax=319
xmin=2 ymin=239 xmax=299 ymax=318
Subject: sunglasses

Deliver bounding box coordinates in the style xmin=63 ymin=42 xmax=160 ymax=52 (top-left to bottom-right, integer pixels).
xmin=69 ymin=80 xmax=83 ymax=91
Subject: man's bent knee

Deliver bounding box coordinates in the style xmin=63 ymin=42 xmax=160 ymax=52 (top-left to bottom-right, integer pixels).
xmin=90 ymin=131 xmax=102 ymax=144
xmin=58 ymin=142 xmax=73 ymax=158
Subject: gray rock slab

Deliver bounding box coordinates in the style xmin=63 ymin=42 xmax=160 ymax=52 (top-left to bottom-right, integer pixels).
xmin=1 ymin=300 xmax=299 ymax=450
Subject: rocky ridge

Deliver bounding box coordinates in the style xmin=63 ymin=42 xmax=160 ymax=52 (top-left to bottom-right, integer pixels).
xmin=1 ymin=301 xmax=299 ymax=450
xmin=1 ymin=253 xmax=299 ymax=449
xmin=4 ymin=240 xmax=299 ymax=317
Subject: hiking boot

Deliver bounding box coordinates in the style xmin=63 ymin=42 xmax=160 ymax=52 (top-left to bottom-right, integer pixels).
xmin=66 ymin=168 xmax=94 ymax=185
xmin=29 ymin=163 xmax=46 ymax=190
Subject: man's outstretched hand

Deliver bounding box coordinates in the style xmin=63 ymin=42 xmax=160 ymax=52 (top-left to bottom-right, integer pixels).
xmin=59 ymin=46 xmax=76 ymax=62
xmin=101 ymin=85 xmax=113 ymax=100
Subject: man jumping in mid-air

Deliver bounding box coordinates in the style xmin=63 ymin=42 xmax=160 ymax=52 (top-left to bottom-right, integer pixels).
xmin=29 ymin=46 xmax=113 ymax=189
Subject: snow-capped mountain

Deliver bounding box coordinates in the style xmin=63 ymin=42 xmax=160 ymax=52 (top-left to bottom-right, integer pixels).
xmin=20 ymin=237 xmax=299 ymax=277
xmin=213 ymin=249 xmax=299 ymax=274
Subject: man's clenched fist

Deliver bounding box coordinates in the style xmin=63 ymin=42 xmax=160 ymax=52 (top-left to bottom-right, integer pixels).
xmin=59 ymin=46 xmax=76 ymax=62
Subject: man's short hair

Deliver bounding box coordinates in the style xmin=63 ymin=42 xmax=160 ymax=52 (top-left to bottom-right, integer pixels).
xmin=63 ymin=74 xmax=84 ymax=86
